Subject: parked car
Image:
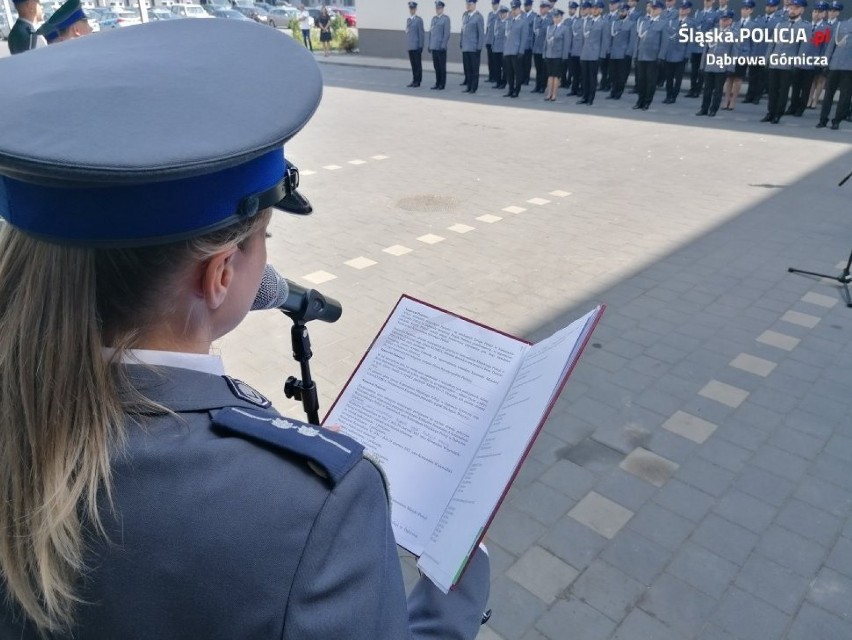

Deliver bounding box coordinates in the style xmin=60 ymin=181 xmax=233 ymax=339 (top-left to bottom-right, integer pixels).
xmin=334 ymin=7 xmax=355 ymax=27
xmin=253 ymin=1 xmax=275 ymax=12
xmin=212 ymin=8 xmax=252 ymax=19
xmin=233 ymin=5 xmax=269 ymax=23
xmin=98 ymin=8 xmax=142 ymax=28
xmin=266 ymin=6 xmax=296 ymax=28
xmin=170 ymin=3 xmax=214 ymax=18
xmin=150 ymin=7 xmax=177 ymax=19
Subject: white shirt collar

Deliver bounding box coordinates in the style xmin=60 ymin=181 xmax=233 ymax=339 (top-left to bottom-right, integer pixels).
xmin=104 ymin=348 xmax=225 ymax=376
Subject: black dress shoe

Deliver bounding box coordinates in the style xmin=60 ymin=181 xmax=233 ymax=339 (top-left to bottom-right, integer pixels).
xmin=510 ymin=92 xmax=519 ymax=98
xmin=632 ymin=103 xmax=643 ymax=109
xmin=784 ymin=107 xmax=795 ymax=115
xmin=606 ymin=95 xmax=618 ymax=99
xmin=794 ymin=110 xmax=804 ymax=117
xmin=771 ymin=116 xmax=780 ymax=124
xmin=503 ymin=92 xmax=513 ymax=97
xmin=831 ymin=121 xmax=840 ymax=130
xmin=662 ymin=98 xmax=673 ymax=104
xmin=577 ymin=98 xmax=588 ymax=104
xmin=407 ymin=82 xmax=416 ymax=87
xmin=760 ymin=114 xmax=772 ymax=122
xmin=463 ymin=89 xmax=471 ymax=93
xmin=430 ymin=85 xmax=440 ymax=90
xmin=816 ymin=121 xmax=827 ymax=128
xmin=695 ymin=110 xmax=708 ymax=116
xmin=460 ymin=81 xmax=468 ymax=86
xmin=642 ymin=105 xmax=649 ymax=110
xmin=708 ymin=110 xmax=717 ymax=117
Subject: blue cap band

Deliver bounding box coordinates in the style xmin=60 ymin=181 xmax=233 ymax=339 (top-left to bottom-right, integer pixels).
xmin=0 ymin=149 xmax=286 ymax=246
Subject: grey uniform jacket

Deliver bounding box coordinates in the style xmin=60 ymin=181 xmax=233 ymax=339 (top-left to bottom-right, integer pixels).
xmin=545 ymin=21 xmax=568 ymax=58
xmin=751 ymin=12 xmax=781 ymax=56
xmin=663 ymin=17 xmax=691 ymax=62
xmin=505 ymin=14 xmax=530 ymax=55
xmin=610 ymin=17 xmax=633 ymax=58
xmin=406 ymin=14 xmax=426 ymax=50
xmin=0 ymin=365 xmax=490 ymax=640
xmin=493 ymin=18 xmax=507 ymax=52
xmin=580 ymin=16 xmax=606 ymax=61
xmin=702 ymin=27 xmax=738 ymax=71
xmin=636 ymin=16 xmax=668 ymax=61
xmin=798 ymin=19 xmax=826 ymax=68
xmin=430 ymin=13 xmax=452 ymax=50
xmin=533 ymin=13 xmax=553 ymax=54
xmin=461 ymin=10 xmax=485 ymax=52
xmin=486 ymin=9 xmax=498 ymax=46
xmin=524 ymin=10 xmax=536 ymax=50
xmin=688 ymin=8 xmax=717 ymax=55
xmin=826 ymin=19 xmax=852 ymax=71
xmin=767 ymin=18 xmax=811 ymax=69
xmin=570 ymin=16 xmax=585 ymax=56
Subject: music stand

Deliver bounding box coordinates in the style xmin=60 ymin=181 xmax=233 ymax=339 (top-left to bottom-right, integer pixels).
xmin=787 ymin=170 xmax=852 ymax=308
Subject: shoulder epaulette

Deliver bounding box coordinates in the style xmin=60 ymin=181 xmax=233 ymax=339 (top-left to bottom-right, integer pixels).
xmin=210 ymin=406 xmax=365 ymax=486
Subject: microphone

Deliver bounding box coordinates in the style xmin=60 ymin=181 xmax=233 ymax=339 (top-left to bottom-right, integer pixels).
xmin=251 ymin=265 xmax=343 ymax=324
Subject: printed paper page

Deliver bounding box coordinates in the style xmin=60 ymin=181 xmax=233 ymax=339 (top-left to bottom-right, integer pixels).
xmin=417 ymin=307 xmax=601 ymax=592
xmin=324 ymin=297 xmax=527 ymax=555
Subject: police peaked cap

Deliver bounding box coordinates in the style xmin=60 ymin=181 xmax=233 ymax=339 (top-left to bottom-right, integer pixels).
xmin=37 ymin=0 xmax=87 ymax=42
xmin=0 ymin=20 xmax=322 ymax=247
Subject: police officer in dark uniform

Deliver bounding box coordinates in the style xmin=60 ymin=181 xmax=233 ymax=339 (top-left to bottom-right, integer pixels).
xmin=504 ymin=0 xmax=530 ymax=95
xmin=406 ymin=1 xmax=426 ymax=87
xmin=763 ymin=0 xmax=811 ymax=123
xmin=817 ymin=9 xmax=852 ymax=128
xmin=696 ymin=8 xmax=738 ymax=115
xmin=492 ymin=4 xmax=510 ymax=87
xmin=7 ymin=0 xmax=43 ymax=54
xmin=429 ymin=0 xmax=452 ymax=89
xmin=634 ymin=0 xmax=668 ymax=109
xmin=607 ymin=2 xmax=634 ymax=98
xmin=0 ymin=19 xmax=490 ymax=640
xmin=685 ymin=0 xmax=717 ymax=96
xmin=521 ymin=0 xmax=536 ymax=83
xmin=662 ymin=0 xmax=692 ymax=103
xmin=744 ymin=0 xmax=782 ymax=103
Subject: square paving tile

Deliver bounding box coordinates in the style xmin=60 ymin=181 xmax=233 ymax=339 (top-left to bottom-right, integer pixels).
xmin=448 ymin=223 xmax=475 ymax=234
xmin=506 ymin=546 xmax=579 ymax=604
xmin=568 ymin=491 xmax=634 ymax=540
xmin=382 ymin=244 xmax=412 ymax=256
xmin=302 ymin=270 xmax=337 ymax=284
xmin=729 ymin=353 xmax=777 ymax=377
xmin=619 ymin=447 xmax=679 ymax=488
xmin=526 ymin=197 xmax=551 ymax=205
xmin=699 ymin=380 xmax=750 ymax=409
xmin=416 ymin=233 xmax=445 ymax=245
xmin=477 ymin=214 xmax=503 ymax=223
xmin=781 ymin=310 xmax=821 ymax=328
xmin=549 ymin=190 xmax=572 ymax=197
xmin=756 ymin=330 xmax=800 ymax=351
xmin=502 ymin=206 xmax=526 ymax=214
xmin=347 ymin=159 xmax=367 ymax=165
xmin=343 ymin=256 xmax=377 ymax=270
xmin=662 ymin=411 xmax=718 ymax=444
xmin=801 ymin=291 xmax=838 ymax=308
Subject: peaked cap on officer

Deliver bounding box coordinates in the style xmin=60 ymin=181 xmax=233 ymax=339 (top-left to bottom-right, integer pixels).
xmin=0 ymin=20 xmax=322 ymax=247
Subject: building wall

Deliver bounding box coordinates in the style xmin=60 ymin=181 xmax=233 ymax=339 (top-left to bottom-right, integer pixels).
xmin=359 ymin=0 xmax=463 ymax=62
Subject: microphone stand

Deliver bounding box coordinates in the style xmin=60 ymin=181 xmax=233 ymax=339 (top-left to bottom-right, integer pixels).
xmin=283 ymin=318 xmax=321 ymax=425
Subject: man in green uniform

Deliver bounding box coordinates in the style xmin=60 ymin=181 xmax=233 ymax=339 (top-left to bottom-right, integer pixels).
xmin=7 ymin=0 xmax=43 ymax=55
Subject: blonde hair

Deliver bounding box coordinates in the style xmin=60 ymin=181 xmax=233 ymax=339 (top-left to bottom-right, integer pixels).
xmin=0 ymin=209 xmax=271 ymax=634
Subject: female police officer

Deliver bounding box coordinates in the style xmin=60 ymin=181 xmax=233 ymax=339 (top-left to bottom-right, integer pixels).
xmin=0 ymin=19 xmax=489 ymax=640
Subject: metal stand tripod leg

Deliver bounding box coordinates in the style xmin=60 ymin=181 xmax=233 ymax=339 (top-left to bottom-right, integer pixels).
xmin=788 ymin=247 xmax=852 ymax=308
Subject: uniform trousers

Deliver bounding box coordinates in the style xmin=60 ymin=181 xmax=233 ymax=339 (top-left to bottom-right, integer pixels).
xmin=534 ymin=53 xmax=547 ymax=91
xmin=431 ymin=49 xmax=447 ymax=88
xmin=635 ymin=59 xmax=659 ymax=107
xmin=819 ymin=69 xmax=852 ymax=125
xmin=522 ymin=49 xmax=533 ymax=84
xmin=569 ymin=55 xmax=583 ymax=93
xmin=462 ymin=50 xmax=482 ymax=92
xmin=599 ymin=55 xmax=611 ymax=90
xmin=486 ymin=44 xmax=495 ymax=81
xmin=493 ymin=51 xmax=505 ymax=85
xmin=688 ymin=52 xmax=704 ymax=94
xmin=745 ymin=64 xmax=767 ymax=102
xmin=562 ymin=56 xmax=571 ymax=87
xmin=581 ymin=59 xmax=599 ymax=102
xmin=504 ymin=54 xmax=522 ymax=95
xmin=408 ymin=49 xmax=423 ymax=85
xmin=609 ymin=56 xmax=628 ymax=97
xmin=700 ymin=70 xmax=725 ymax=113
xmin=766 ymin=68 xmax=793 ymax=119
xmin=789 ymin=68 xmax=816 ymax=115
xmin=664 ymin=59 xmax=687 ymax=100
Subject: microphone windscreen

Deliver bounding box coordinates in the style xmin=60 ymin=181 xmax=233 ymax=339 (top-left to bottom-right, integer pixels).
xmin=251 ymin=265 xmax=289 ymax=311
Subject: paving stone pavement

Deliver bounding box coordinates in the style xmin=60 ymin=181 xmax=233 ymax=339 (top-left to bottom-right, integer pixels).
xmin=216 ymin=60 xmax=852 ymax=639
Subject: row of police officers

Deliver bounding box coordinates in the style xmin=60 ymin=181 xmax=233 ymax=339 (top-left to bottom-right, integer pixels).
xmin=405 ymin=0 xmax=852 ymax=128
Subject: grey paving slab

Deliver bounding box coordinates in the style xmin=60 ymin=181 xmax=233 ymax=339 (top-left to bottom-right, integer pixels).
xmin=592 ymin=468 xmax=658 ymax=513
xmin=638 ymin=573 xmax=718 ymax=637
xmin=713 ymin=489 xmax=778 ymax=534
xmin=570 ymin=561 xmax=647 ymax=624
xmin=612 ymin=609 xmax=688 ymax=640
xmin=539 ymin=514 xmax=609 ymax=573
xmin=755 ymin=525 xmax=829 ymax=578
xmin=667 ymin=542 xmax=739 ymax=600
xmin=486 ymin=576 xmax=549 ymax=640
xmin=776 ymin=499 xmax=843 ymax=547
xmin=600 ymin=529 xmax=672 ymax=586
xmin=734 ymin=554 xmax=811 ymax=614
xmin=807 ymin=567 xmax=852 ymax=620
xmin=713 ymin=587 xmax=790 ymax=640
xmin=786 ymin=602 xmax=852 ymax=640
xmin=691 ymin=514 xmax=759 ymax=565
xmin=535 ymin=598 xmax=618 ymax=640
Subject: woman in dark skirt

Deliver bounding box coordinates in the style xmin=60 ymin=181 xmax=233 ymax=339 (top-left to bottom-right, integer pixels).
xmin=317 ymin=7 xmax=332 ymax=57
xmin=543 ymin=8 xmax=568 ymax=102
xmin=722 ymin=62 xmax=746 ymax=110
